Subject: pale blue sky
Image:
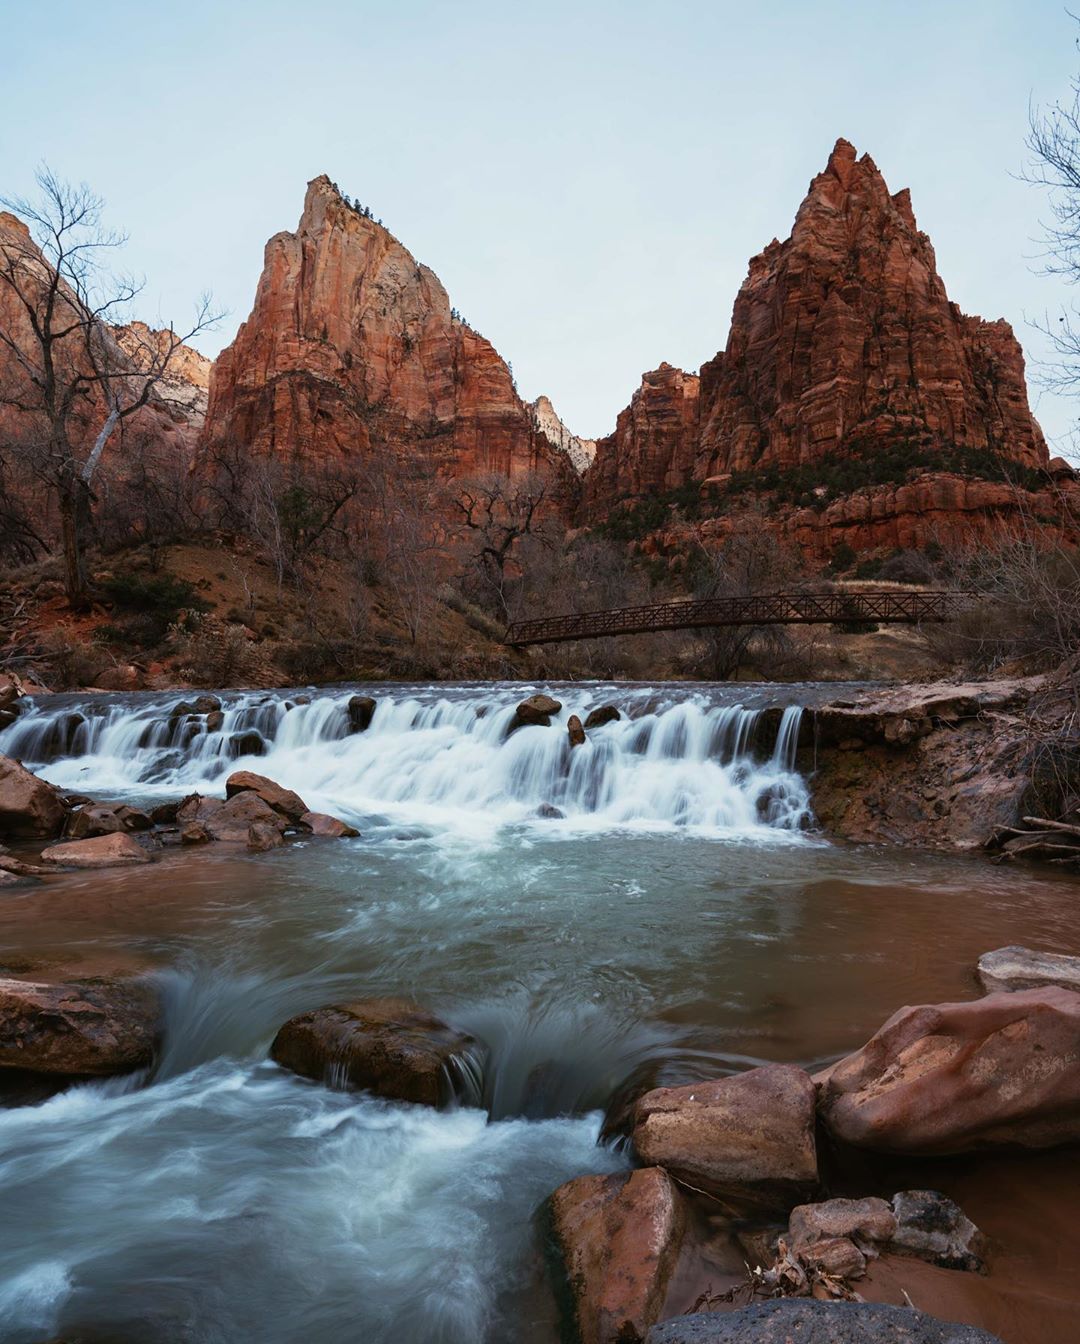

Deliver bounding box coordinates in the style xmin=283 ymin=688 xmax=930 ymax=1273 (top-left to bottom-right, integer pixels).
xmin=2 ymin=1 xmax=1077 ymax=450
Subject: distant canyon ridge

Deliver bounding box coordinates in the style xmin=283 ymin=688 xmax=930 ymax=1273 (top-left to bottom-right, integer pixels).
xmin=3 ymin=138 xmax=1076 ymax=571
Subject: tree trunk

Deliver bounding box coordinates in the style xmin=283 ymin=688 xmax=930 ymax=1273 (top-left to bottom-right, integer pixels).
xmin=58 ymin=475 xmax=91 ymax=612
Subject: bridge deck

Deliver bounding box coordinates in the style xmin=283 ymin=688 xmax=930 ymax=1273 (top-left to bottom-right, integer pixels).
xmin=505 ymin=590 xmax=958 ymax=646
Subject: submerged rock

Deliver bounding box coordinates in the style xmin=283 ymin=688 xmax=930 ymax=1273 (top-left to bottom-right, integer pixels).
xmin=646 ymin=1301 xmax=1003 ymax=1342
xmin=816 ymin=987 xmax=1080 ymax=1153
xmin=225 ymin=770 xmax=309 ymax=822
xmin=0 ymin=754 xmax=66 ymax=840
xmin=347 ymin=694 xmax=376 ymax=733
xmin=547 ymin=1167 xmax=685 ymax=1344
xmin=632 ymin=1063 xmax=818 ymax=1213
xmin=0 ymin=976 xmax=160 ymax=1077
xmin=227 ymin=729 xmax=266 ymax=758
xmin=270 ymin=997 xmax=479 ymax=1107
xmin=584 ymin=705 xmax=621 ymax=730
xmin=534 ymin=803 xmax=565 ymax=820
xmin=40 ymin=833 xmax=151 ymax=868
xmin=976 ymin=945 xmax=1080 ymax=995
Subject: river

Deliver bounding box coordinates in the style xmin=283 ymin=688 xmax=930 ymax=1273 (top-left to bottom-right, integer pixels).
xmin=1 ymin=683 xmax=1078 ymax=1343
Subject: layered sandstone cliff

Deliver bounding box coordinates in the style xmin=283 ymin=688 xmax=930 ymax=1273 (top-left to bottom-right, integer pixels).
xmin=114 ymin=320 xmax=212 ymax=424
xmin=201 ymin=177 xmax=577 ymax=502
xmin=584 ymin=140 xmax=1057 ymax=551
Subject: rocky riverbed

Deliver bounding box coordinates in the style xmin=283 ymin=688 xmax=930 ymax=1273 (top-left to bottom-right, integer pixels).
xmin=0 ymin=678 xmax=1077 ymax=1343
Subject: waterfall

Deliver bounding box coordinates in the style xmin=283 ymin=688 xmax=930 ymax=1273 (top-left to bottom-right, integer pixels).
xmin=0 ymin=685 xmax=812 ymax=838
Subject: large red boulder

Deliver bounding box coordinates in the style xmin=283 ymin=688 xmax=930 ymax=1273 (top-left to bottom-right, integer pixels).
xmin=817 ymin=987 xmax=1080 ymax=1153
xmin=548 ymin=1167 xmax=686 ymax=1344
xmin=0 ymin=754 xmax=65 ymax=839
xmin=0 ymin=977 xmax=160 ymax=1077
xmin=632 ymin=1064 xmax=818 ymax=1213
xmin=225 ymin=770 xmax=308 ymax=822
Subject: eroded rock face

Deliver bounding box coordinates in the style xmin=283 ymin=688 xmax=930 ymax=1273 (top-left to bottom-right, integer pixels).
xmin=40 ymin=832 xmax=150 ymax=868
xmin=817 ymin=987 xmax=1080 ymax=1153
xmin=200 ymin=177 xmax=575 ymax=507
xmin=0 ymin=754 xmax=66 ymax=840
xmin=270 ymin=997 xmax=478 ymax=1107
xmin=0 ymin=977 xmax=160 ymax=1077
xmin=632 ymin=1064 xmax=818 ymax=1213
xmin=646 ymin=1300 xmax=1003 ymax=1343
xmin=548 ymin=1167 xmax=685 ymax=1344
xmin=583 ymin=140 xmax=1055 ymax=557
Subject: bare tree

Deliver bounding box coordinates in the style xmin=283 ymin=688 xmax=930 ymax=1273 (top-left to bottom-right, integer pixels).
xmin=0 ymin=168 xmax=221 ymax=608
xmin=450 ymin=472 xmax=553 ymax=622
xmin=1024 ymin=23 xmax=1080 ymax=392
xmin=685 ymin=515 xmax=801 ymax=679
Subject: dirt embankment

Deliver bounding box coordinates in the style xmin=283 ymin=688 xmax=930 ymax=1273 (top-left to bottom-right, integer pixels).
xmin=796 ymin=678 xmax=1053 ymax=851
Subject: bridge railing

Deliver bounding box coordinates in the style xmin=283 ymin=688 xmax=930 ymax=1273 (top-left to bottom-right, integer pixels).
xmin=504 ymin=589 xmax=964 ymax=646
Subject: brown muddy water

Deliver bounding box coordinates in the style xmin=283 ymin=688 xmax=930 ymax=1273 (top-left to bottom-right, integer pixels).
xmin=1 ymin=683 xmax=1077 ymax=1343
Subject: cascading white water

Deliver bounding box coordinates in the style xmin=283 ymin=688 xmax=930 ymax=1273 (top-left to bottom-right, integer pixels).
xmin=0 ymin=685 xmax=811 ymax=838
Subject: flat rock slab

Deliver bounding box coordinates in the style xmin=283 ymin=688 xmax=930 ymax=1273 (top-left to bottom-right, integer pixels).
xmin=40 ymin=832 xmax=150 ymax=868
xmin=647 ymin=1301 xmax=1002 ymax=1343
xmin=817 ymin=987 xmax=1080 ymax=1153
xmin=0 ymin=976 xmax=160 ymax=1076
xmin=270 ymin=997 xmax=479 ymax=1107
xmin=300 ymin=811 xmax=360 ymax=838
xmin=632 ymin=1063 xmax=818 ymax=1213
xmin=977 ymin=945 xmax=1080 ymax=995
xmin=548 ymin=1167 xmax=685 ymax=1344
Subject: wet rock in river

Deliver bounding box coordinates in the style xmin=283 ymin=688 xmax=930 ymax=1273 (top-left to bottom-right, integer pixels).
xmin=788 ymin=1195 xmax=897 ymax=1252
xmin=179 ymin=820 xmax=211 ymax=845
xmin=270 ymin=997 xmax=479 ymax=1107
xmin=567 ymin=714 xmax=586 ymax=747
xmin=889 ymin=1189 xmax=986 ymax=1272
xmin=192 ymin=694 xmax=221 ymax=715
xmin=646 ymin=1300 xmax=1003 ymax=1343
xmin=64 ymin=802 xmax=153 ymax=840
xmin=299 ymin=810 xmax=360 ymax=838
xmin=976 ymin=945 xmax=1080 ymax=995
xmin=40 ymin=832 xmax=151 ymax=868
xmin=509 ymin=693 xmax=563 ymax=733
xmin=0 ymin=976 xmax=160 ymax=1078
xmin=584 ymin=705 xmax=621 ymax=730
xmin=0 ymin=754 xmax=66 ymax=840
xmin=247 ymin=821 xmax=285 ymax=852
xmin=150 ymin=800 xmax=181 ymax=825
xmin=547 ymin=1166 xmax=686 ymax=1344
xmin=632 ymin=1063 xmax=818 ymax=1214
xmin=225 ymin=770 xmax=309 ymax=822
xmin=205 ymin=710 xmax=225 ymax=733
xmin=347 ymin=694 xmax=376 ymax=733
xmin=816 ymin=987 xmax=1080 ymax=1153
xmin=227 ymin=729 xmax=266 ymax=758
xmin=181 ymin=791 xmax=286 ymax=844
xmin=534 ymin=803 xmax=565 ymax=819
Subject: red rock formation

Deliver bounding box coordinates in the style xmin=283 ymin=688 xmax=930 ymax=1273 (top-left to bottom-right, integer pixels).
xmin=585 ymin=140 xmax=1056 ymax=554
xmin=201 ymin=177 xmax=576 ymax=506
xmin=586 ymin=364 xmax=700 ymax=509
